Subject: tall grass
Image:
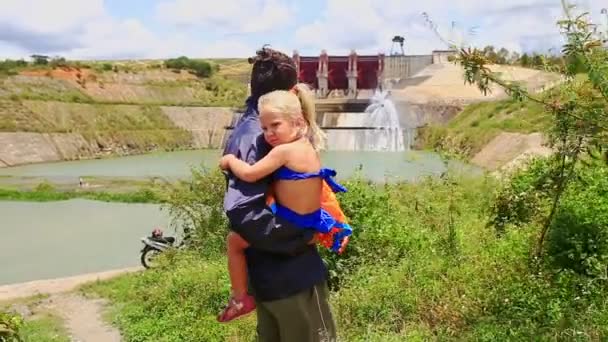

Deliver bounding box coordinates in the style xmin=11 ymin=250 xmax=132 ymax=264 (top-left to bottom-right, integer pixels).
xmin=82 ymin=165 xmax=608 ymax=341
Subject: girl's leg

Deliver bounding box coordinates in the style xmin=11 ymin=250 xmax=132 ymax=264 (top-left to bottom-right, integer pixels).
xmin=226 ymin=231 xmax=250 ymax=297
xmin=219 ymin=232 xmax=255 ymax=322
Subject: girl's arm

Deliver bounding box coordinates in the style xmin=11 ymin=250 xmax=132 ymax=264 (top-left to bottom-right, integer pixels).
xmin=220 ymin=144 xmax=288 ymax=182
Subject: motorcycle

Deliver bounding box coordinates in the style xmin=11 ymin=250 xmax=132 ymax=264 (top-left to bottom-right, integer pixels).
xmin=140 ymin=228 xmax=178 ymax=269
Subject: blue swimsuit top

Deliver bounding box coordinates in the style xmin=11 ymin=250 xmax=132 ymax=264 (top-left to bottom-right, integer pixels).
xmin=274 ymin=166 xmax=347 ymax=193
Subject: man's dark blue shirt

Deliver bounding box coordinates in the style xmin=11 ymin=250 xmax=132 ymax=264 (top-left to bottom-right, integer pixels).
xmin=222 ymin=96 xmax=327 ymax=301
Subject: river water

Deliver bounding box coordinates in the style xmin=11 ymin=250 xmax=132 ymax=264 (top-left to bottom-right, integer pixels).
xmin=0 ymin=150 xmax=460 ymax=182
xmin=0 ymin=149 xmax=477 ymax=285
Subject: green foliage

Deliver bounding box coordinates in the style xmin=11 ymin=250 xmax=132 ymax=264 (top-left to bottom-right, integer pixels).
xmin=30 ymin=55 xmax=49 ymax=65
xmin=490 ymin=158 xmax=554 ymax=232
xmin=0 ymin=60 xmax=28 ymax=76
xmin=0 ymin=186 xmax=164 ymax=203
xmin=102 ymin=63 xmax=113 ymax=72
xmin=48 ymin=57 xmax=68 ymax=69
xmin=83 ymin=253 xmax=256 ymax=342
xmin=0 ymin=311 xmax=23 ymax=342
xmin=453 ymin=1 xmax=608 ymax=257
xmin=34 ymin=181 xmax=56 ymax=192
xmin=84 ymin=168 xmax=608 ymax=340
xmin=165 ymin=56 xmax=214 ymax=78
xmin=161 ymin=168 xmax=228 ymax=256
xmin=547 ymin=163 xmax=608 ymax=277
xmin=18 ymin=313 xmax=69 ymax=342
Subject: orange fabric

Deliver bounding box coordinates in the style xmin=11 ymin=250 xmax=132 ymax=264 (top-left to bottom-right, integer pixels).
xmin=319 ymin=181 xmax=348 ymax=223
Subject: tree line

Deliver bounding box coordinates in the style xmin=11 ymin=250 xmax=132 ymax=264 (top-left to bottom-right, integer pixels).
xmin=0 ymin=55 xmax=218 ymax=79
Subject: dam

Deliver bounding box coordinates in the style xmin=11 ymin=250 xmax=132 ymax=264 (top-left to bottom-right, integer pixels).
xmin=225 ymin=49 xmax=460 ymax=152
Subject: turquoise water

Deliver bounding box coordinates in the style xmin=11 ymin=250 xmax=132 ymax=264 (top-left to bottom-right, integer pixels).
xmin=0 ymin=149 xmax=479 ymax=285
xmin=0 ymin=199 xmax=168 ymax=285
xmin=0 ymin=149 xmax=474 ymax=182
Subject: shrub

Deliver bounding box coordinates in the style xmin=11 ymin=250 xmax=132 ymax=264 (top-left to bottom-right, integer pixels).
xmin=489 ymin=157 xmax=554 ymax=233
xmin=547 ymin=163 xmax=608 ymax=277
xmin=0 ymin=311 xmax=24 ymax=341
xmin=161 ymin=167 xmax=228 ymax=256
xmin=164 ymin=56 xmax=214 ymax=78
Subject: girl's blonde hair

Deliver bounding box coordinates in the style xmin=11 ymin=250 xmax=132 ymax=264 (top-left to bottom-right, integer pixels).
xmin=257 ymin=83 xmax=326 ymax=151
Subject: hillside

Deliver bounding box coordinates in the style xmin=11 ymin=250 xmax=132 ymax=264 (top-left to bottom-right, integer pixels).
xmin=0 ymin=59 xmax=249 ymax=166
xmin=416 ymin=96 xmax=555 ymax=170
xmin=391 ymin=63 xmax=562 ymax=104
xmin=0 ymin=57 xmax=563 ymax=169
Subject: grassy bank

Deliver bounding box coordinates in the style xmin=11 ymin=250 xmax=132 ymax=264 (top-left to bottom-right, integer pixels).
xmin=19 ymin=314 xmax=69 ymax=342
xmin=79 ymin=164 xmax=608 ymax=341
xmin=0 ymin=69 xmax=247 ymax=107
xmin=1 ymin=296 xmax=70 ymax=342
xmin=417 ymin=98 xmax=549 ymax=158
xmin=0 ymin=182 xmax=164 ymax=203
xmin=0 ymin=188 xmax=163 ymax=203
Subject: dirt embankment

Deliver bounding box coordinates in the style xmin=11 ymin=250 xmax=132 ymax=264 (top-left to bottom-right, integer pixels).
xmin=1 ymin=268 xmax=139 ymax=342
xmin=391 ymin=63 xmax=562 ymax=105
xmin=471 ymin=132 xmax=552 ymax=171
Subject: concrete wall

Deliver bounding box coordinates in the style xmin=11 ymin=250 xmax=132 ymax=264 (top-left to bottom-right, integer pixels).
xmin=0 ymin=132 xmax=98 ymax=167
xmin=161 ymin=106 xmax=235 ymax=148
xmin=0 ymin=104 xmax=237 ymax=167
xmin=384 ymin=55 xmax=433 ymax=80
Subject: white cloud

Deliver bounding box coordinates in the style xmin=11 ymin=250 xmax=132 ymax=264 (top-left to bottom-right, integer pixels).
xmin=156 ymin=0 xmax=293 ymax=34
xmin=0 ymin=0 xmax=200 ymax=60
xmin=0 ymin=0 xmax=105 ymax=35
xmin=64 ymin=19 xmax=163 ymax=60
xmin=293 ymin=0 xmax=596 ymax=55
xmin=0 ymin=0 xmax=106 ymax=53
xmin=0 ymin=0 xmax=604 ymax=60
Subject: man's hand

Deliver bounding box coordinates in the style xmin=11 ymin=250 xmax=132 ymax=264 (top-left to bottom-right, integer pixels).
xmin=220 ymin=154 xmax=236 ymax=170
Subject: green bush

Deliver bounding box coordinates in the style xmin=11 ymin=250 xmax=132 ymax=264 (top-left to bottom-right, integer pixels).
xmin=161 ymin=168 xmax=228 ymax=256
xmin=34 ymin=181 xmax=56 ymax=193
xmin=547 ymin=163 xmax=608 ymax=277
xmin=0 ymin=311 xmax=24 ymax=341
xmin=0 ymin=59 xmax=28 ymax=76
xmin=489 ymin=157 xmax=554 ymax=232
xmin=49 ymin=57 xmax=68 ymax=68
xmin=165 ymin=56 xmax=214 ymax=78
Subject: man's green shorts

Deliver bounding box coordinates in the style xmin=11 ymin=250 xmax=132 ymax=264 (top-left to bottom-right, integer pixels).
xmin=255 ymin=282 xmax=336 ymax=342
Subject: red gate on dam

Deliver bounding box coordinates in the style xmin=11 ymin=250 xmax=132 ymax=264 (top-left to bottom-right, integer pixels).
xmin=293 ymin=50 xmax=385 ymax=98
xmin=292 ymin=49 xmax=454 ymax=99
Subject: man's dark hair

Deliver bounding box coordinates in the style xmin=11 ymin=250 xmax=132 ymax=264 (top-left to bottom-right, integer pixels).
xmin=248 ymin=46 xmax=297 ymax=99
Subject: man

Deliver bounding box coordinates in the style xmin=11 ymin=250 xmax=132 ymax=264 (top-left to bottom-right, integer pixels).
xmin=222 ymin=47 xmax=336 ymax=342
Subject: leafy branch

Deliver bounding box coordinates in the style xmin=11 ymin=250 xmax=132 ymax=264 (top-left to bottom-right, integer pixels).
xmin=452 ymin=1 xmax=607 ymax=257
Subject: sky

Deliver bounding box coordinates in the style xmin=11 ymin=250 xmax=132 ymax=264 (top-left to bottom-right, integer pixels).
xmin=0 ymin=0 xmax=606 ymax=60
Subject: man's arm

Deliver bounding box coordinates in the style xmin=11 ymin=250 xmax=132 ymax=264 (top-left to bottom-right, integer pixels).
xmin=223 ymin=118 xmax=314 ymax=255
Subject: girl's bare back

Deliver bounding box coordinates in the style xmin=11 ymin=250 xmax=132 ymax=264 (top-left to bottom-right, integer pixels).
xmin=272 ymin=139 xmax=322 ymax=215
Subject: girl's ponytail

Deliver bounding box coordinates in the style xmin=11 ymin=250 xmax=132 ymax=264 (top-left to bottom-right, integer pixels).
xmin=292 ymin=83 xmax=326 ymax=151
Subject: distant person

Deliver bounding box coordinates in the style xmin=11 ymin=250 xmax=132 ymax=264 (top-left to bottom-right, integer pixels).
xmin=219 ymin=47 xmax=340 ymax=341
